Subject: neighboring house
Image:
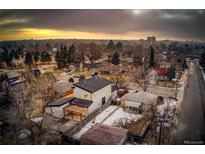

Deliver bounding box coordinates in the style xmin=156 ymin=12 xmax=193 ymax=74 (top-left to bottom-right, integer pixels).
xmin=2 ymin=72 xmax=28 ymax=104
xmin=80 ymin=124 xmax=128 ymax=145
xmin=10 ymin=59 xmax=24 ymax=68
xmin=155 ymin=67 xmax=169 ymax=81
xmin=159 ymin=61 xmax=171 ymax=68
xmin=68 ymin=65 xmax=77 ymax=72
xmin=31 ymin=68 xmax=41 ymax=78
xmin=2 ymin=72 xmax=26 ymax=91
xmin=121 ymin=91 xmax=158 ymax=113
xmin=54 ymin=82 xmax=74 ymax=98
xmin=0 ymin=69 xmax=9 ymax=80
xmin=122 ymin=57 xmax=134 ymax=63
xmin=73 ymin=76 xmax=113 ymax=114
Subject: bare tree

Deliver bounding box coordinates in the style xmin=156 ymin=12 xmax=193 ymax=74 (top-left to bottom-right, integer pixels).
xmin=86 ymin=42 xmax=101 ymax=66
xmin=30 ymin=72 xmax=56 ymax=106
xmin=1 ymin=68 xmax=61 ymax=144
xmin=128 ymin=45 xmax=153 ymax=92
xmin=76 ymin=43 xmax=87 ymax=63
xmin=130 ymin=64 xmax=152 ymax=92
xmin=109 ymin=65 xmax=125 ymax=89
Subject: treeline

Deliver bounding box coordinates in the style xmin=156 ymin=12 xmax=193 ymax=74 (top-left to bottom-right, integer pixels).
xmin=25 ymin=50 xmax=52 ymax=66
xmin=54 ymin=41 xmax=124 ymax=69
xmin=0 ymin=46 xmax=52 ymax=67
xmin=0 ymin=46 xmax=24 ymax=65
xmin=55 ymin=44 xmax=76 ymax=69
xmin=1 ymin=39 xmax=161 ymax=69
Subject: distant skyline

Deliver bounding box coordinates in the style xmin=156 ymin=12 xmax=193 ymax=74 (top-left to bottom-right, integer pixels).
xmin=0 ymin=10 xmax=205 ymax=41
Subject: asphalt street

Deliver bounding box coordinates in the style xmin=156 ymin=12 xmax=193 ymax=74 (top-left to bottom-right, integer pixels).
xmin=172 ymin=60 xmax=205 ymax=144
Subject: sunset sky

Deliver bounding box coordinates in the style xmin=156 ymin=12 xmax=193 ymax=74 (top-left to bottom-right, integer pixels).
xmin=0 ymin=9 xmax=205 ymax=41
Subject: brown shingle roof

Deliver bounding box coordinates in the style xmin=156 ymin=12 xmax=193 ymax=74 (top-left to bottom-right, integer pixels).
xmin=74 ymin=76 xmax=112 ymax=93
xmin=80 ymin=124 xmax=128 ymax=145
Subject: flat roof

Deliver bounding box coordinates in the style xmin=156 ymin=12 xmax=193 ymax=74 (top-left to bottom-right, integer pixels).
xmin=121 ymin=91 xmax=157 ymax=105
xmin=45 ymin=97 xmax=93 ymax=108
xmin=71 ymin=98 xmax=93 ymax=108
xmin=45 ymin=97 xmax=74 ymax=107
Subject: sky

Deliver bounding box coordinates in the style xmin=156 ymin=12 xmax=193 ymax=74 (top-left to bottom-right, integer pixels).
xmin=0 ymin=9 xmax=205 ymax=41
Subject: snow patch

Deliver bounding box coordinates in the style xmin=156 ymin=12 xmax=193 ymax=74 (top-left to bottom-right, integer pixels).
xmin=103 ymin=108 xmax=142 ymax=126
xmin=73 ymin=105 xmax=142 ymax=140
xmin=73 ymin=105 xmax=118 ymax=139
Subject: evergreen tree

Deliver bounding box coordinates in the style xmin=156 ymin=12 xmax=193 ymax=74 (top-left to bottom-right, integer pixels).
xmin=199 ymin=50 xmax=205 ymax=67
xmin=115 ymin=41 xmax=123 ymax=49
xmin=79 ymin=74 xmax=85 ymax=81
xmin=46 ymin=42 xmax=52 ymax=51
xmin=55 ymin=44 xmax=76 ymax=69
xmin=14 ymin=49 xmax=20 ymax=59
xmin=9 ymin=49 xmax=15 ymax=60
xmin=40 ymin=51 xmax=47 ymax=62
xmin=25 ymin=51 xmax=33 ymax=67
xmin=17 ymin=46 xmax=24 ymax=58
xmin=2 ymin=48 xmax=12 ymax=65
xmin=112 ymin=51 xmax=120 ymax=65
xmin=67 ymin=44 xmax=75 ymax=64
xmin=182 ymin=58 xmax=188 ymax=71
xmin=34 ymin=51 xmax=40 ymax=63
xmin=40 ymin=51 xmax=51 ymax=63
xmin=62 ymin=44 xmax=76 ymax=68
xmin=55 ymin=50 xmax=63 ymax=69
xmin=149 ymin=46 xmax=155 ymax=68
xmin=61 ymin=45 xmax=68 ymax=68
xmin=167 ymin=66 xmax=176 ymax=81
xmin=35 ymin=43 xmax=39 ymax=52
xmin=116 ymin=41 xmax=123 ymax=56
xmin=45 ymin=52 xmax=52 ymax=62
xmin=107 ymin=40 xmax=115 ymax=51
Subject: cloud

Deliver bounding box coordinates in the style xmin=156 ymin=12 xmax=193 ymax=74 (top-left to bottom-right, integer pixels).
xmin=0 ymin=9 xmax=205 ymax=40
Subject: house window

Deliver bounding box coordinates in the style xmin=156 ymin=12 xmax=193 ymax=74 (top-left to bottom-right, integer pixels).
xmin=102 ymin=97 xmax=106 ymax=105
xmin=84 ymin=94 xmax=88 ymax=99
xmin=127 ymin=106 xmax=138 ymax=112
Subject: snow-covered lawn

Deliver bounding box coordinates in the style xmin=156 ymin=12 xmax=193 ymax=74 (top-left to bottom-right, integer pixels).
xmin=30 ymin=117 xmax=43 ymax=123
xmin=156 ymin=98 xmax=177 ymax=117
xmin=103 ymin=108 xmax=142 ymax=126
xmin=73 ymin=105 xmax=142 ymax=139
xmin=156 ymin=98 xmax=177 ymax=129
xmin=73 ymin=105 xmax=117 ymax=139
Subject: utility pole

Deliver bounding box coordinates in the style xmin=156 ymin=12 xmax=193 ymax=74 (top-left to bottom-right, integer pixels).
xmin=158 ymin=120 xmax=162 ymax=145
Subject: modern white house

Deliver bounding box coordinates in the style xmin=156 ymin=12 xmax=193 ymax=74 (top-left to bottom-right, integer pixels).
xmin=45 ymin=76 xmax=116 ymax=121
xmin=73 ymin=76 xmax=114 ymax=114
